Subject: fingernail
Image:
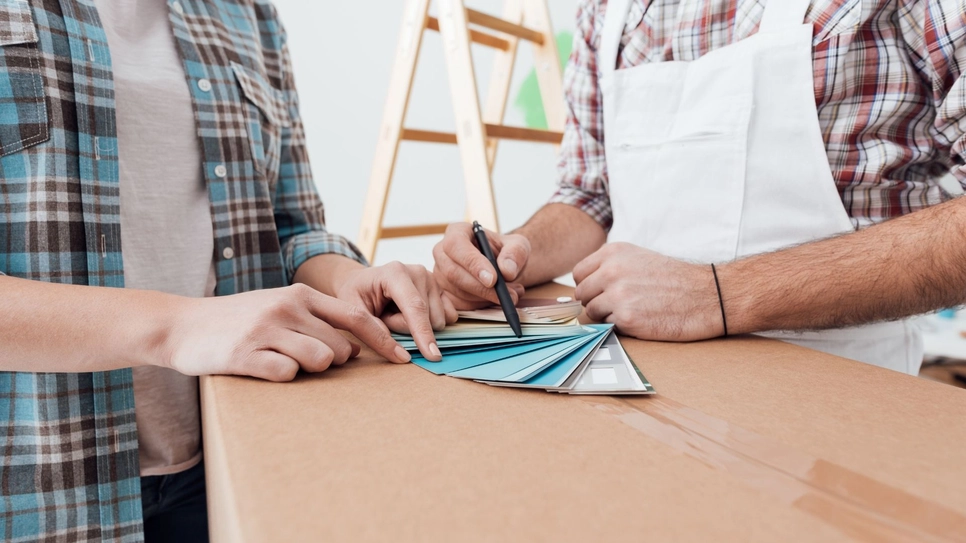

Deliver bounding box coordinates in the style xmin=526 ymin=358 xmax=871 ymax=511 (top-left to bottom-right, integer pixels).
xmin=429 ymin=343 xmax=442 ymax=361
xmin=479 ymin=270 xmax=494 ymax=285
xmin=503 ymin=260 xmax=518 ymax=276
xmin=394 ymin=345 xmax=412 ymax=363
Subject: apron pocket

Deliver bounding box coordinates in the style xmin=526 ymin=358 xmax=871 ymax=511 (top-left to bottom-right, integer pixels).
xmin=617 ymin=99 xmax=752 ymax=263
xmin=668 ymin=97 xmax=752 ymax=141
xmin=0 ymin=0 xmax=49 ymax=157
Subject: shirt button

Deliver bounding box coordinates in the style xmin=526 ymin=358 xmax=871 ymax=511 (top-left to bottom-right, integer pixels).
xmin=197 ymin=79 xmax=212 ymax=92
xmin=214 ymin=164 xmax=227 ymax=178
xmin=172 ymin=1 xmax=184 ymax=15
xmin=223 ymin=247 xmax=235 ymax=260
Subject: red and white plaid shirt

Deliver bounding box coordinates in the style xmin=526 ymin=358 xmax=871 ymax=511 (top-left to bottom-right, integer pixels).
xmin=550 ymin=0 xmax=965 ymax=231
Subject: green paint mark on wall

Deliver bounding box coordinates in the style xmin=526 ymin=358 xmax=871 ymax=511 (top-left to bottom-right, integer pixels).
xmin=514 ymin=31 xmax=573 ymax=130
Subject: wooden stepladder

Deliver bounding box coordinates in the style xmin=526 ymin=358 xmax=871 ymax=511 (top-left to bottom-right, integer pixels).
xmin=358 ymin=0 xmax=566 ymax=263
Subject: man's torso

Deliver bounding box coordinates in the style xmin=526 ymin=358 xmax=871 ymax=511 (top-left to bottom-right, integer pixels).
xmin=556 ymin=0 xmax=965 ymax=229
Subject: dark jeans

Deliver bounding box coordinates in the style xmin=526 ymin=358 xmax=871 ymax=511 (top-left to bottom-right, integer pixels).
xmin=140 ymin=461 xmax=210 ymax=543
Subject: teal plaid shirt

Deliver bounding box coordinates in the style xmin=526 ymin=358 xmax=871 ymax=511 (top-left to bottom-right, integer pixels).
xmin=0 ymin=0 xmax=364 ymax=540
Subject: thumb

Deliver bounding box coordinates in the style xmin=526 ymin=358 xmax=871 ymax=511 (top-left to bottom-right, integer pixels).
xmin=381 ymin=312 xmax=410 ymax=334
xmin=496 ymin=234 xmax=530 ymax=282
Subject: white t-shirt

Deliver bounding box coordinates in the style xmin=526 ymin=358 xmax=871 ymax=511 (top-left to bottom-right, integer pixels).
xmin=95 ymin=0 xmax=215 ymax=476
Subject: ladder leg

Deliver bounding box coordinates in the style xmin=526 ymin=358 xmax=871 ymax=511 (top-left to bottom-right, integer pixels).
xmin=466 ymin=0 xmax=523 ymax=224
xmin=438 ymin=0 xmax=501 ymax=232
xmin=522 ymin=0 xmax=567 ymax=150
xmin=358 ymin=0 xmax=432 ymax=263
xmin=482 ymin=0 xmax=523 ymax=171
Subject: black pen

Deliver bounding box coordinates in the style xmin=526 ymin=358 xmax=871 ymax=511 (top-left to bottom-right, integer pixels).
xmin=472 ymin=221 xmax=523 ymax=338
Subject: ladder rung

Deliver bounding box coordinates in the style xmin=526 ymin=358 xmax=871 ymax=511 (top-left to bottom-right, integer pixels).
xmin=465 ymin=9 xmax=545 ymax=45
xmin=425 ymin=17 xmax=511 ymax=51
xmin=485 ymin=124 xmax=563 ymax=144
xmin=381 ymin=224 xmax=450 ymax=239
xmin=402 ymin=125 xmax=563 ymax=145
xmin=402 ymin=129 xmax=458 ymax=144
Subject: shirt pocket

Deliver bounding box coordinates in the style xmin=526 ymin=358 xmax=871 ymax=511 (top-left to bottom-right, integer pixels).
xmin=231 ymin=62 xmax=291 ymax=191
xmin=810 ymin=0 xmax=861 ymax=46
xmin=0 ymin=0 xmax=49 ymax=157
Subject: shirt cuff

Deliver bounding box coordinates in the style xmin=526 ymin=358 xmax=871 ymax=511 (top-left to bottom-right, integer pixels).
xmin=547 ymin=186 xmax=614 ymax=232
xmin=282 ymin=231 xmax=369 ymax=283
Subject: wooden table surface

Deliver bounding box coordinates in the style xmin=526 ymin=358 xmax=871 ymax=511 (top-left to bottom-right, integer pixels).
xmin=201 ymin=284 xmax=966 ymax=542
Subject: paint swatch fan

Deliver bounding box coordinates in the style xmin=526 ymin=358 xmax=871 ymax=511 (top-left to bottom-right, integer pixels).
xmin=394 ymin=298 xmax=655 ymax=395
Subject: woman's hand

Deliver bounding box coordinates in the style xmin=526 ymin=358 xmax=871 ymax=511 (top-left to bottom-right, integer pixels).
xmin=335 ymin=262 xmax=457 ymax=361
xmin=164 ymin=284 xmax=412 ymax=382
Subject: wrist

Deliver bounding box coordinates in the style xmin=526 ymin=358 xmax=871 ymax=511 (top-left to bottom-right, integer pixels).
xmin=712 ymin=262 xmax=758 ymax=335
xmin=294 ymin=254 xmax=366 ymax=298
xmin=145 ymin=292 xmax=196 ymax=371
xmin=710 ymin=264 xmax=728 ymax=337
xmin=685 ymin=263 xmax=726 ymax=340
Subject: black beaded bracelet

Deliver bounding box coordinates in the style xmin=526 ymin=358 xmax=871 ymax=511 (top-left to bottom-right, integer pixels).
xmin=710 ymin=264 xmax=728 ymax=337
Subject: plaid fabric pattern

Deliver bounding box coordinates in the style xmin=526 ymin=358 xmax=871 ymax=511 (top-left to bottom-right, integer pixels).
xmin=0 ymin=0 xmax=45 ymax=158
xmin=551 ymin=0 xmax=965 ymax=231
xmin=0 ymin=0 xmax=37 ymax=46
xmin=0 ymin=0 xmax=364 ymax=540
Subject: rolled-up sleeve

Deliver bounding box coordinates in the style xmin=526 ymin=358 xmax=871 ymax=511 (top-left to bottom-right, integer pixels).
xmin=271 ymin=13 xmax=367 ymax=280
xmin=548 ymin=0 xmax=613 ymax=231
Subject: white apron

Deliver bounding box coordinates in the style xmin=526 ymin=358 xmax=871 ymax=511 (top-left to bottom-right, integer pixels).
xmin=599 ymin=0 xmax=922 ymax=374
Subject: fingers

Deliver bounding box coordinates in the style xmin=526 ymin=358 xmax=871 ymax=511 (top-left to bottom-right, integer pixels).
xmin=381 ymin=312 xmax=411 ymax=335
xmin=436 ymin=223 xmax=502 ymax=289
xmin=507 ymin=282 xmax=525 ymax=302
xmin=572 ymin=247 xmax=606 ymax=285
xmin=573 ymin=268 xmax=607 ymax=306
xmin=300 ymin=287 xmax=411 ymax=364
xmin=495 ymin=234 xmax=531 ymax=282
xmin=378 ymin=264 xmax=441 ymax=362
xmin=286 ymin=311 xmax=356 ymax=366
xmin=272 ymin=330 xmax=336 ymax=373
xmin=583 ymin=294 xmax=614 ymax=324
xmin=442 ymin=290 xmax=491 ymax=311
xmin=410 ymin=265 xmax=448 ymax=331
xmin=440 ymin=291 xmax=459 ymax=325
xmin=434 ymin=249 xmax=502 ymax=305
xmin=241 ymin=351 xmax=300 ymax=382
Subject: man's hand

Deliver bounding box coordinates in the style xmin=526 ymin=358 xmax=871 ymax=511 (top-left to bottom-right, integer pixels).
xmin=432 ymin=223 xmax=529 ymax=310
xmin=573 ymin=243 xmax=725 ymax=342
xmin=334 ymin=262 xmax=457 ymax=361
xmin=165 ymin=284 xmax=412 ymax=382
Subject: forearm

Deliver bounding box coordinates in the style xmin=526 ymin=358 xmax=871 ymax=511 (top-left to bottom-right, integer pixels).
xmin=514 ymin=203 xmax=607 ymax=286
xmin=720 ymin=197 xmax=966 ymax=334
xmin=0 ymin=277 xmax=181 ymax=373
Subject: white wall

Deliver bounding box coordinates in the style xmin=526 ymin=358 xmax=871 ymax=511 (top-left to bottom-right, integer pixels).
xmin=271 ymin=0 xmax=578 ymax=267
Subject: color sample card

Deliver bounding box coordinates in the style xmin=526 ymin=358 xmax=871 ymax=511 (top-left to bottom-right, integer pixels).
xmin=447 ymin=334 xmax=596 ymax=381
xmin=458 ymin=298 xmax=583 ymax=324
xmin=562 ymin=332 xmax=654 ymax=395
xmin=400 ymin=309 xmax=655 ymax=396
xmin=411 ymin=337 xmax=576 ymax=376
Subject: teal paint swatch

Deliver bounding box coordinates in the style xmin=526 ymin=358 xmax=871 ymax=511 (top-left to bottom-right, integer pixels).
xmin=412 ymin=336 xmax=576 ymax=376
xmin=524 ymin=326 xmax=612 ymax=387
xmin=447 ymin=333 xmax=599 ymax=382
